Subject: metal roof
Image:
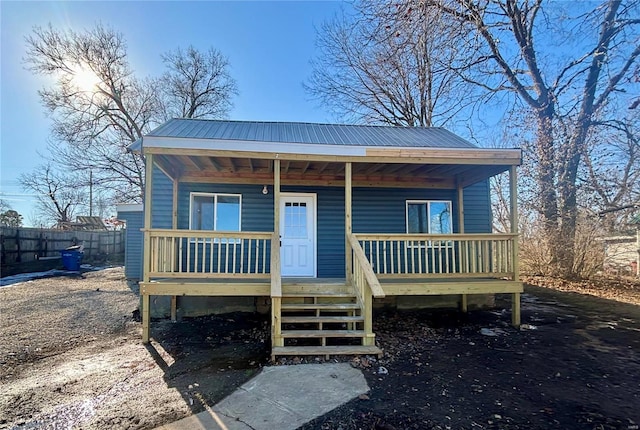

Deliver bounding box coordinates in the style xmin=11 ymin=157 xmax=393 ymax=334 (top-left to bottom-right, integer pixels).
xmin=143 ymin=118 xmax=478 ymax=149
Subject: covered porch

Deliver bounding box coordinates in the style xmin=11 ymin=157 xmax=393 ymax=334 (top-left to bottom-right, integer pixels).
xmin=139 ymin=141 xmax=522 ymax=358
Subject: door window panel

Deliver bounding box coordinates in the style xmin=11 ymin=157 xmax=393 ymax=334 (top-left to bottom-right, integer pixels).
xmin=284 ymin=202 xmax=307 ymax=238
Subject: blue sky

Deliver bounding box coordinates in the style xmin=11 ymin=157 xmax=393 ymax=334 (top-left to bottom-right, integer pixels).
xmin=1 ymin=0 xmax=346 ymax=225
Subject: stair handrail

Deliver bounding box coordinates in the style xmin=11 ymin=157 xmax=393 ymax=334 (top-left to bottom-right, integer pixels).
xmin=348 ymin=233 xmax=385 ymax=298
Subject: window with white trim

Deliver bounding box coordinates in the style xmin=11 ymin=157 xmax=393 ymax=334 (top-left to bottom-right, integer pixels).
xmin=406 ymin=200 xmax=452 ymax=244
xmin=190 ymin=193 xmax=241 ymax=232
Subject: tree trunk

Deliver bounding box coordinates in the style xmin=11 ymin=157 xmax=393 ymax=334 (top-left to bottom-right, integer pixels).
xmin=556 ymin=134 xmax=584 ymax=278
xmin=534 ymin=106 xmax=564 ymax=272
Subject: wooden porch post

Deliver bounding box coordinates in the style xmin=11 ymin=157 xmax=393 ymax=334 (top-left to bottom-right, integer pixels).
xmin=345 ymin=162 xmax=353 ymax=284
xmin=457 ymin=183 xmax=468 ymax=313
xmin=142 ymin=153 xmax=154 ymax=343
xmin=170 ymin=178 xmax=178 ymax=322
xmin=510 ymin=165 xmax=521 ymax=327
xmin=272 ymin=159 xmax=283 ymax=348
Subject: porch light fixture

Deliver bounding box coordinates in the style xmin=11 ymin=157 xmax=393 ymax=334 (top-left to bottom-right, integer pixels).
xmin=262 ymin=185 xmax=268 ymax=195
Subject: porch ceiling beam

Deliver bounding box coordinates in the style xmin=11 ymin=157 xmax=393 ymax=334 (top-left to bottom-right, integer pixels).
xmin=317 ymin=162 xmax=330 ymax=174
xmin=179 ymin=170 xmax=458 ymax=184
xmin=284 ymin=161 xmax=291 ymax=174
xmin=179 ymin=173 xmax=456 ymax=189
xmin=248 ymin=158 xmax=254 ymax=173
xmin=185 ymin=156 xmax=206 ymax=171
xmin=458 ymin=165 xmax=510 ymax=188
xmin=208 ymin=157 xmax=222 ymax=172
xmin=381 ymin=163 xmax=410 ymax=175
xmin=403 ymin=164 xmax=428 ymax=175
xmin=228 ymin=158 xmax=237 ymax=172
xmin=443 ymin=165 xmax=475 ymax=177
xmin=363 ymin=163 xmax=384 ymax=175
xmin=301 ymin=161 xmax=311 ymax=174
xmin=412 ymin=164 xmax=445 ymax=176
xmin=154 ymin=155 xmax=181 ymax=180
xmin=144 ymin=147 xmax=521 ymax=166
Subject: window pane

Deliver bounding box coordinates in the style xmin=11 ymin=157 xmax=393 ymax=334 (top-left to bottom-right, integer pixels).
xmin=284 ymin=201 xmax=307 ymax=238
xmin=407 ymin=203 xmax=428 ymax=233
xmin=217 ymin=195 xmax=240 ymax=231
xmin=429 ymin=202 xmax=451 ymax=234
xmin=192 ymin=196 xmax=214 ymax=230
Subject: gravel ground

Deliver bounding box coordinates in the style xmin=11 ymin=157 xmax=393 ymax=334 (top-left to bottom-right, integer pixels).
xmin=0 ymin=267 xmax=267 ymax=430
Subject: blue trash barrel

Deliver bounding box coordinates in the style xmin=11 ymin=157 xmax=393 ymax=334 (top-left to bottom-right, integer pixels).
xmin=60 ymin=250 xmax=84 ymax=271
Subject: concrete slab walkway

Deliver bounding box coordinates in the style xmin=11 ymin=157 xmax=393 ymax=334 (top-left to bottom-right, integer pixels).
xmin=156 ymin=363 xmax=369 ymax=430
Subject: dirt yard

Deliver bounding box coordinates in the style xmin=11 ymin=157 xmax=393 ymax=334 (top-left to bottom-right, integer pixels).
xmin=1 ymin=268 xmax=640 ymax=430
xmin=0 ymin=268 xmax=269 ymax=430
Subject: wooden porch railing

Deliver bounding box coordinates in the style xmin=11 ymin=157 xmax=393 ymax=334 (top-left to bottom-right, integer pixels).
xmin=347 ymin=234 xmax=385 ymax=346
xmin=354 ymin=233 xmax=517 ymax=279
xmin=146 ymin=229 xmax=273 ymax=278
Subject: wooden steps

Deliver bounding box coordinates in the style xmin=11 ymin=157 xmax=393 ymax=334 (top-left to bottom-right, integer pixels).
xmin=281 ymin=330 xmax=365 ymax=338
xmin=272 ymin=345 xmax=382 ymax=357
xmin=281 ymin=303 xmax=360 ymax=311
xmin=281 ymin=315 xmax=364 ymax=324
xmin=281 ymin=292 xmax=356 ymax=298
xmin=272 ymin=281 xmax=379 ymax=359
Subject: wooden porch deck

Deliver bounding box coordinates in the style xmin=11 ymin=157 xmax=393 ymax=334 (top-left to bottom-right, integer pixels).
xmin=140 ymin=275 xmax=521 ymax=360
xmin=140 ymin=276 xmax=522 ymax=296
xmin=141 ymin=229 xmax=522 ymax=358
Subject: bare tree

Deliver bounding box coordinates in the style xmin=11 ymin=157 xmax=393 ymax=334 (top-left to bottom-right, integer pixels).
xmin=582 ymin=110 xmax=640 ymax=231
xmin=309 ymin=0 xmax=639 ymax=276
xmin=19 ymin=164 xmax=86 ymax=227
xmin=425 ymin=0 xmax=639 ymax=276
xmin=0 ymin=199 xmax=10 ymax=213
xmin=160 ymin=46 xmax=237 ymax=120
xmin=24 ymin=24 xmax=238 ymax=203
xmin=307 ymin=1 xmax=477 ymax=126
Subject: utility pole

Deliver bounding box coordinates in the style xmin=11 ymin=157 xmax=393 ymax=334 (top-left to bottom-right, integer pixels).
xmin=89 ymin=170 xmax=93 ymax=217
xmin=637 ymin=228 xmax=639 ymax=277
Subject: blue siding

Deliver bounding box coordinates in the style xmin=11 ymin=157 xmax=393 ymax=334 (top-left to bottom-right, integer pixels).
xmin=155 ymin=180 xmax=492 ymax=279
xmin=462 ymin=180 xmax=492 ymax=233
xmin=177 ymin=183 xmax=273 ymax=231
xmin=118 ymin=210 xmax=143 ymax=280
xmin=151 ymin=165 xmax=173 ymax=229
xmin=353 ymin=188 xmax=459 ymax=234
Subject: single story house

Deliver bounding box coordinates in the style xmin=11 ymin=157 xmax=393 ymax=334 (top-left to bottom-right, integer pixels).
xmin=130 ymin=119 xmax=523 ymax=359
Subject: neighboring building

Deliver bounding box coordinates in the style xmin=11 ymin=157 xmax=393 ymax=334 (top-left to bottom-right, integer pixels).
xmin=130 ymin=119 xmax=523 ymax=359
xmin=602 ymin=234 xmax=639 ymax=275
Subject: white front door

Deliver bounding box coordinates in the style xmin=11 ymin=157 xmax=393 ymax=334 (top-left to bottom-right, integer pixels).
xmin=280 ymin=193 xmax=316 ymax=277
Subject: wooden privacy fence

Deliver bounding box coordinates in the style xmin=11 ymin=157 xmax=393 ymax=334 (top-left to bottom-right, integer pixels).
xmin=0 ymin=227 xmax=125 ymax=265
